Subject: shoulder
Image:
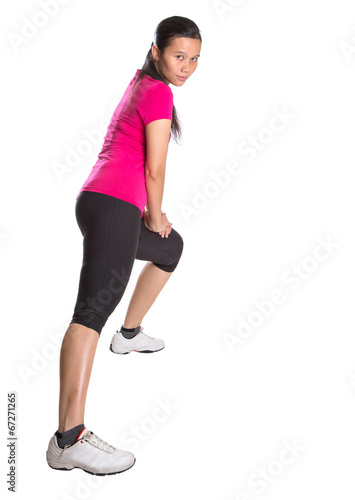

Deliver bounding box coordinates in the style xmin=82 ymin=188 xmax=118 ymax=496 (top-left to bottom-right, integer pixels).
xmin=145 ymin=80 xmax=173 ymax=100
xmin=137 ymin=80 xmax=174 ymax=126
xmin=138 ymin=81 xmax=173 ymax=114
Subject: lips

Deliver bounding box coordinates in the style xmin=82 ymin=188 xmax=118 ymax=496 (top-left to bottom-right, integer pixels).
xmin=177 ymin=76 xmax=187 ymax=80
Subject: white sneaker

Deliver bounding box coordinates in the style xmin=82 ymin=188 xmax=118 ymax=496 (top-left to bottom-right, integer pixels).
xmin=46 ymin=427 xmax=135 ymax=475
xmin=110 ymin=326 xmax=165 ymax=354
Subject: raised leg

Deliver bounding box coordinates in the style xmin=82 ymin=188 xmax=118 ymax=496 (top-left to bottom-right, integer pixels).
xmin=123 ymin=262 xmax=172 ymax=328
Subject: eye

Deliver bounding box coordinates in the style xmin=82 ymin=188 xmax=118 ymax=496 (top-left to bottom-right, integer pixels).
xmin=176 ymin=55 xmax=198 ymax=61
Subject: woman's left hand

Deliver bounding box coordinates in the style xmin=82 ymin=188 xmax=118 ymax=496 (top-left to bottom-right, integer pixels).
xmin=144 ymin=209 xmax=172 ymax=238
xmin=158 ymin=212 xmax=172 ymax=238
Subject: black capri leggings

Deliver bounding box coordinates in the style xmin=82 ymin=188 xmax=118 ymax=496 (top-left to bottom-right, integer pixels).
xmin=69 ymin=190 xmax=184 ymax=335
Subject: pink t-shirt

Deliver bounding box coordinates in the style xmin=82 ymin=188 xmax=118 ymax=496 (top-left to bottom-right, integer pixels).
xmin=76 ymin=69 xmax=174 ymax=217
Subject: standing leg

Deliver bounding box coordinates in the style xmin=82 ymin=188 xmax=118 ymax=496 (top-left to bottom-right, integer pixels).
xmin=48 ymin=192 xmax=142 ymax=474
xmin=58 ymin=192 xmax=141 ymax=430
xmin=49 ymin=318 xmax=136 ymax=475
xmin=123 ymin=262 xmax=172 ymax=328
xmin=58 ymin=323 xmax=98 ymax=432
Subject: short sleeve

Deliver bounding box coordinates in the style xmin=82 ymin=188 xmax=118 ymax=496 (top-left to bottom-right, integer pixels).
xmin=138 ymin=83 xmax=173 ymax=127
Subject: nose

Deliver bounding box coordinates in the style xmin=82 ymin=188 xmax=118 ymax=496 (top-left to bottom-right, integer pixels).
xmin=182 ymin=61 xmax=190 ymax=74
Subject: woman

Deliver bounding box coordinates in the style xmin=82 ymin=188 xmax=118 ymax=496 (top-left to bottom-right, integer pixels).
xmin=46 ymin=16 xmax=202 ymax=476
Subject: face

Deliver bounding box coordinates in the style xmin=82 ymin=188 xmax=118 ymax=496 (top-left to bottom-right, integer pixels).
xmin=152 ymin=36 xmax=201 ymax=86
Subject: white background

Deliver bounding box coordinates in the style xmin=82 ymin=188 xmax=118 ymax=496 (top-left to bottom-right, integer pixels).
xmin=1 ymin=0 xmax=355 ymax=498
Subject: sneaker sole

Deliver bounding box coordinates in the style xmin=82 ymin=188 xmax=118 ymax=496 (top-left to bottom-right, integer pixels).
xmin=109 ymin=344 xmax=165 ymax=355
xmin=47 ymin=457 xmax=136 ymax=476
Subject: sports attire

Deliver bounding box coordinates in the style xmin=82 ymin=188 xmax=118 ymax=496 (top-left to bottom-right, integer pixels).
xmin=46 ymin=69 xmax=183 ymax=475
xmin=47 ymin=427 xmax=135 ymax=475
xmin=69 ymin=69 xmax=184 ymax=336
xmin=76 ymin=69 xmax=173 ymax=217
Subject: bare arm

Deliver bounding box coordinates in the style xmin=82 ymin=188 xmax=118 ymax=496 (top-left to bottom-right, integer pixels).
xmin=144 ymin=118 xmax=171 ymax=231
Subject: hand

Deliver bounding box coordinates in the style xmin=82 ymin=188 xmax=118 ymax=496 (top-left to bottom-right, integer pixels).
xmin=143 ymin=209 xmax=172 ymax=238
xmin=158 ymin=212 xmax=172 ymax=238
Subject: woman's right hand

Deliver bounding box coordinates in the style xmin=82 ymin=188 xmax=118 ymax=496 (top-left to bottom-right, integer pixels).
xmin=143 ymin=209 xmax=172 ymax=237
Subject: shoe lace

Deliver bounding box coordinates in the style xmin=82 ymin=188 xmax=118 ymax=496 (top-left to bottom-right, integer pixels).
xmin=60 ymin=444 xmax=70 ymax=457
xmin=84 ymin=431 xmax=116 ymax=453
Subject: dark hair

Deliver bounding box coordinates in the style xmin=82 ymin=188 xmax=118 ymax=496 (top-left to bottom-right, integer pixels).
xmin=130 ymin=15 xmax=202 ymax=144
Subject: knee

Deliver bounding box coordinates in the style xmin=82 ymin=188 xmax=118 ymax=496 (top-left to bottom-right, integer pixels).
xmin=170 ymin=232 xmax=184 ymax=271
xmin=70 ymin=313 xmax=105 ymax=336
xmin=154 ymin=230 xmax=184 ymax=273
xmin=70 ymin=298 xmax=115 ymax=336
xmin=174 ymin=231 xmax=184 ymax=260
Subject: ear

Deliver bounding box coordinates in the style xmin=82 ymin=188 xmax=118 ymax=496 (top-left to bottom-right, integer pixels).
xmin=152 ymin=44 xmax=160 ymax=61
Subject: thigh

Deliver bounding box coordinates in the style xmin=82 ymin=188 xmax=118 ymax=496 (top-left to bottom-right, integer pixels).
xmin=135 ymin=216 xmax=184 ymax=272
xmin=71 ymin=191 xmax=141 ymax=332
xmin=76 ymin=192 xmax=141 ymax=285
